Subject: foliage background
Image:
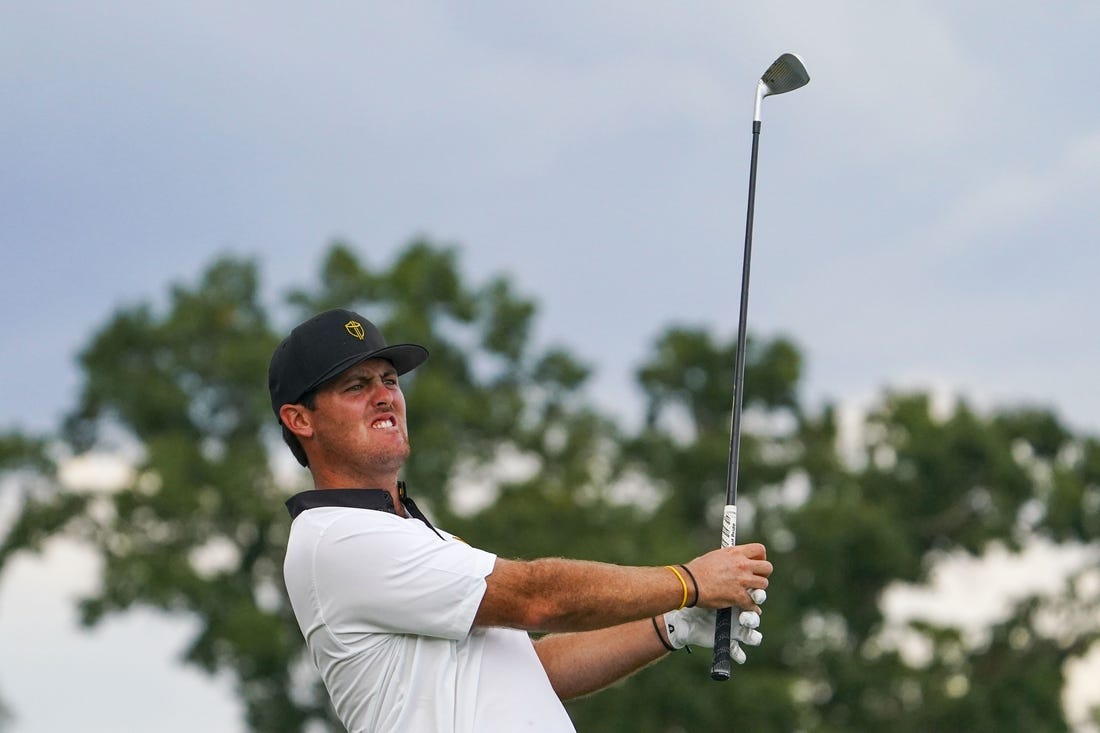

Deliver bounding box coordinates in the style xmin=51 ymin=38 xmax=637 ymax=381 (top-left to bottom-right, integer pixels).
xmin=2 ymin=242 xmax=1097 ymax=732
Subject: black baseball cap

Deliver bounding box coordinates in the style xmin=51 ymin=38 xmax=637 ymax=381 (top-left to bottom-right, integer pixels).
xmin=268 ymin=308 xmax=429 ymax=418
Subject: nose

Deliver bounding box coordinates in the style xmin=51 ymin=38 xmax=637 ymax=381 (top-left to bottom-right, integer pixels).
xmin=369 ymin=382 xmax=392 ymax=408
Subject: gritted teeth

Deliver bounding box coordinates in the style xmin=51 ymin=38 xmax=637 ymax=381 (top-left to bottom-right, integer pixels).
xmin=371 ymin=417 xmax=395 ymax=429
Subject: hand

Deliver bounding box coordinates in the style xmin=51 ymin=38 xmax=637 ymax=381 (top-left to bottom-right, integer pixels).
xmin=684 ymin=544 xmax=771 ymax=611
xmin=663 ymin=589 xmax=766 ymax=663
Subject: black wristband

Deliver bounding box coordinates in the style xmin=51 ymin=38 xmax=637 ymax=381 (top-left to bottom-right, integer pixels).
xmin=652 ymin=615 xmax=676 ymax=653
xmin=678 ymin=564 xmax=699 ymax=608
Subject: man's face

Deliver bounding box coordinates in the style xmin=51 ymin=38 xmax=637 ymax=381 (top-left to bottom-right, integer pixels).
xmin=306 ymin=358 xmax=410 ymax=481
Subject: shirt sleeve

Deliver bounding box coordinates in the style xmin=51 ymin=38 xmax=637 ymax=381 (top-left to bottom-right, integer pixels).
xmin=312 ymin=511 xmax=497 ymax=641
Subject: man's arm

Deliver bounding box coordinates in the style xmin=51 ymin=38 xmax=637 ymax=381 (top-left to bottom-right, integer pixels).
xmin=472 ymin=542 xmax=771 ymax=632
xmin=470 ymin=543 xmax=770 ymax=699
xmin=532 ymin=602 xmax=766 ymax=699
xmin=531 ymin=618 xmax=672 ymax=700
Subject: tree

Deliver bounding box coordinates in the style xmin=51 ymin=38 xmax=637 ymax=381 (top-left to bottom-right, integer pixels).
xmin=11 ymin=259 xmax=312 ymax=730
xmin=1 ymin=239 xmax=1096 ymax=731
xmin=603 ymin=332 xmax=1100 ymax=732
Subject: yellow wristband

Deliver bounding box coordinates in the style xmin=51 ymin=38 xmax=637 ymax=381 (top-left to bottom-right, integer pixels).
xmin=665 ymin=565 xmax=689 ymax=610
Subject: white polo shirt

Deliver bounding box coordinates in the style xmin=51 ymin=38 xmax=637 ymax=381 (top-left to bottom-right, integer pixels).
xmin=283 ymin=489 xmax=576 ymax=733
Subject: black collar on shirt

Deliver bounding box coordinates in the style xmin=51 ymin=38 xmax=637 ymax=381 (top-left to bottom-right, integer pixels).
xmin=284 ymin=482 xmax=443 ymax=539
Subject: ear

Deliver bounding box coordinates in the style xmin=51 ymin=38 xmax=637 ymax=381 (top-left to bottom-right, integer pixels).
xmin=279 ymin=403 xmax=314 ymax=440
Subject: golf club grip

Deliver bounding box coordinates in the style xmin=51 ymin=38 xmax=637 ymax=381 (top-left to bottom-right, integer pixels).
xmin=710 ymin=607 xmax=734 ymax=680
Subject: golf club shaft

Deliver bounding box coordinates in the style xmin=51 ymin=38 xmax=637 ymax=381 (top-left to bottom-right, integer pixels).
xmin=711 ymin=119 xmax=761 ymax=682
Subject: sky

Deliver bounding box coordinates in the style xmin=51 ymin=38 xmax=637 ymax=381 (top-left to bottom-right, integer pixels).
xmin=2 ymin=2 xmax=1099 ymax=731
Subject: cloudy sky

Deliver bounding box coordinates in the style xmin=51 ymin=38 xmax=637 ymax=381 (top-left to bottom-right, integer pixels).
xmin=2 ymin=2 xmax=1098 ymax=731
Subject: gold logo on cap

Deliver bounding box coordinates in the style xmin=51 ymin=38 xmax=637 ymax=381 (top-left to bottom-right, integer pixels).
xmin=345 ymin=320 xmax=365 ymax=340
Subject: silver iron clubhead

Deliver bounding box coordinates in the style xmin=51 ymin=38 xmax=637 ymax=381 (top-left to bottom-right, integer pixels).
xmin=754 ymin=53 xmax=810 ymax=121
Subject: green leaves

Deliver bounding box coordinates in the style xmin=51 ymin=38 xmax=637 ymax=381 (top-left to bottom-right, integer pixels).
xmin=620 ymin=328 xmax=1099 ymax=731
xmin=1 ymin=238 xmax=1096 ymax=732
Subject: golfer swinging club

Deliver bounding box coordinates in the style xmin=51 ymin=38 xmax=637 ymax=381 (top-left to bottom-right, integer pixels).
xmin=271 ymin=309 xmax=773 ymax=732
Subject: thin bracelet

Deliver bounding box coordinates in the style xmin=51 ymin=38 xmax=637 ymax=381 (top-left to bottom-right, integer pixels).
xmin=665 ymin=565 xmax=689 ymax=610
xmin=677 ymin=564 xmax=699 ymax=607
xmin=652 ymin=615 xmax=676 ymax=652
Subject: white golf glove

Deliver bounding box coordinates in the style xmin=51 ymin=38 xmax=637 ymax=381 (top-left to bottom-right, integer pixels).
xmin=663 ymin=589 xmax=766 ymax=664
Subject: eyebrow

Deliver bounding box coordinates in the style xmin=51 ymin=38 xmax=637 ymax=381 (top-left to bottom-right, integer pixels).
xmin=339 ymin=365 xmax=398 ymax=384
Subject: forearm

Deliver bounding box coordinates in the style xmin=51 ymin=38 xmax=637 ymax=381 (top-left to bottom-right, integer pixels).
xmin=473 ymin=543 xmax=771 ymax=633
xmin=532 ymin=617 xmax=671 ymax=700
xmin=474 ymin=558 xmax=685 ymax=632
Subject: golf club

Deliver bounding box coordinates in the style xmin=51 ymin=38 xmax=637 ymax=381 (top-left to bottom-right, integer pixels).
xmin=711 ymin=52 xmax=810 ymax=682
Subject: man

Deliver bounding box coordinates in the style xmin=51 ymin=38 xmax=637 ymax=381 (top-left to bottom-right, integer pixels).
xmin=270 ymin=308 xmax=772 ymax=732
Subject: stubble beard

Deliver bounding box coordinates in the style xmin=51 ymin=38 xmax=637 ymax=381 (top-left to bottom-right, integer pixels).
xmin=318 ymin=427 xmax=411 ymax=486
xmin=365 ymin=439 xmax=410 ymax=477
xmin=351 ymin=423 xmax=409 ymax=477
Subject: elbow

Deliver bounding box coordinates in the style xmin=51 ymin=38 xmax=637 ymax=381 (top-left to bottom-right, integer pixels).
xmin=511 ymin=559 xmax=580 ymax=631
xmin=517 ymin=597 xmax=567 ymax=632
xmin=485 ymin=558 xmax=576 ymax=632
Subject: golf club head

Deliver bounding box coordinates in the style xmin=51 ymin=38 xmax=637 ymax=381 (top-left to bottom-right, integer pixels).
xmin=754 ymin=52 xmax=810 ymax=121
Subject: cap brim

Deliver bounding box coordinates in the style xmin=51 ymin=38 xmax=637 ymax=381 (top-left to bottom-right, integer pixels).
xmin=305 ymin=343 xmax=429 ymax=395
